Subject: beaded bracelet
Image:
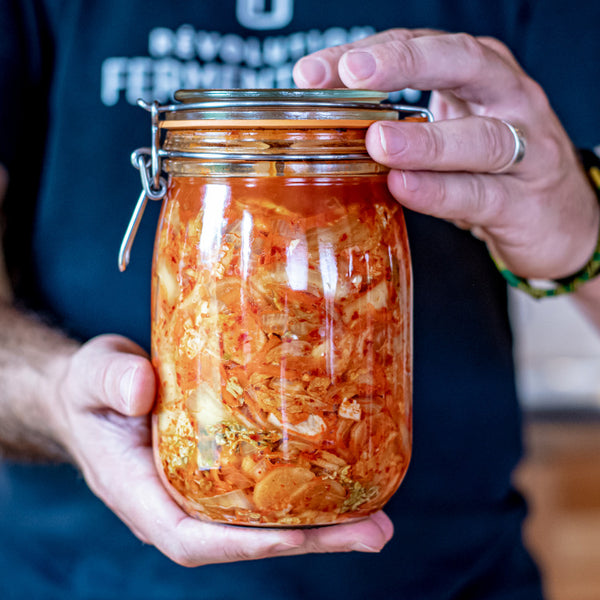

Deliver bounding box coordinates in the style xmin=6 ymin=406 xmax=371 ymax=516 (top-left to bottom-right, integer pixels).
xmin=492 ymin=149 xmax=600 ymax=299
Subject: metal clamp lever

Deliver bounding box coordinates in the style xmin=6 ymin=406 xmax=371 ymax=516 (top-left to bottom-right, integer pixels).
xmin=118 ymin=149 xmax=167 ymax=272
xmin=119 ymin=99 xmax=434 ymax=271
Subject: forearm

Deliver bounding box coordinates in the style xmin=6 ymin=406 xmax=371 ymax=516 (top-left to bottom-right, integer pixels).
xmin=0 ymin=300 xmax=79 ymax=461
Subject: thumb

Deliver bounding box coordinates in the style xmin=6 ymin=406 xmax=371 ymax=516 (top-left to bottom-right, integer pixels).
xmin=70 ymin=334 xmax=156 ymax=416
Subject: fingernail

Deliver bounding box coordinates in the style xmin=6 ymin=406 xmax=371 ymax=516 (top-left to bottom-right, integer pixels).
xmin=401 ymin=170 xmax=420 ymax=192
xmin=379 ymin=124 xmax=406 ymax=156
xmin=120 ymin=366 xmax=138 ymax=412
xmin=295 ymin=57 xmax=327 ymax=87
xmin=343 ymin=50 xmax=376 ymax=80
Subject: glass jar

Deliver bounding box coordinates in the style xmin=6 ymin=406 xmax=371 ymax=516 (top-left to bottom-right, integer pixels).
xmin=121 ymin=89 xmax=427 ymax=527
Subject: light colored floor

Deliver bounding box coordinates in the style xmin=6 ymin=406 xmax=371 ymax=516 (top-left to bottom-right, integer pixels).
xmin=514 ymin=418 xmax=600 ymax=600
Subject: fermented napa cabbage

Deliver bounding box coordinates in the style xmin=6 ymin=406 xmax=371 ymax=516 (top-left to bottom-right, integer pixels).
xmin=151 ymin=174 xmax=412 ymax=526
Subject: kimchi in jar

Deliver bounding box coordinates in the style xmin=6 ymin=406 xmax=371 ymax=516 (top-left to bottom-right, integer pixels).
xmin=122 ymin=89 xmax=428 ymax=527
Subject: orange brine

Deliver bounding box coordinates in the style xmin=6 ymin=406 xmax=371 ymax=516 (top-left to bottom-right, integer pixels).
xmin=151 ymin=173 xmax=412 ymax=526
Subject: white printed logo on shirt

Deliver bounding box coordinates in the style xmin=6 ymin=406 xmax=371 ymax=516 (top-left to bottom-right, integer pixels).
xmin=100 ymin=24 xmax=376 ymax=104
xmin=99 ymin=3 xmax=421 ymax=106
xmin=236 ymin=0 xmax=294 ymax=30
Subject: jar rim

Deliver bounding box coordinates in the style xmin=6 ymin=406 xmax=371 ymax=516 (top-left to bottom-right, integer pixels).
xmin=174 ymin=88 xmax=389 ymax=104
xmin=159 ymin=88 xmax=405 ymax=127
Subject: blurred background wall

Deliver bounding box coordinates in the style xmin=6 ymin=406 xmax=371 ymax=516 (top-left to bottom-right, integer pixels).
xmin=510 ymin=294 xmax=600 ymax=600
xmin=511 ymin=290 xmax=600 ymax=413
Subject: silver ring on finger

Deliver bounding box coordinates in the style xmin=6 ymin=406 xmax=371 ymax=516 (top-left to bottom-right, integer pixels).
xmin=492 ymin=120 xmax=526 ymax=173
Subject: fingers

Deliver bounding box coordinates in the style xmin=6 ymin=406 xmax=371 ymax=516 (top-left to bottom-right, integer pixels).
xmin=274 ymin=511 xmax=393 ymax=557
xmin=170 ymin=510 xmax=393 ymax=565
xmin=87 ymin=435 xmax=392 ymax=566
xmin=343 ymin=34 xmax=520 ymax=103
xmin=295 ymin=31 xmax=524 ymax=108
xmin=293 ymin=28 xmax=434 ymax=87
xmin=68 ymin=334 xmax=156 ymax=416
xmin=385 ymin=166 xmax=598 ymax=280
xmin=90 ymin=442 xmax=306 ymax=566
xmin=302 ymin=511 xmax=394 ymax=553
xmin=386 ymin=169 xmax=512 ymax=229
xmin=366 ymin=116 xmax=528 ymax=174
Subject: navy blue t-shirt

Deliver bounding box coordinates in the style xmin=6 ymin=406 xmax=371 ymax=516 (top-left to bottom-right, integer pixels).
xmin=0 ymin=1 xmax=598 ymax=598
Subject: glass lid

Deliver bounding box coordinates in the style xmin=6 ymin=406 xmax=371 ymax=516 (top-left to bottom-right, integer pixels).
xmin=161 ymin=88 xmax=399 ymax=127
xmin=174 ymin=88 xmax=390 ymax=103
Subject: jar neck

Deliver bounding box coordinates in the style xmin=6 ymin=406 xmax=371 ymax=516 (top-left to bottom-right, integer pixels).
xmin=162 ymin=126 xmax=387 ymax=177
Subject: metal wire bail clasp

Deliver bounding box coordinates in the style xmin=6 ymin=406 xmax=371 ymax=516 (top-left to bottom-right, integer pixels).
xmin=391 ymin=104 xmax=434 ymax=123
xmin=117 ymin=96 xmax=433 ymax=271
xmin=118 ymin=103 xmax=167 ymax=272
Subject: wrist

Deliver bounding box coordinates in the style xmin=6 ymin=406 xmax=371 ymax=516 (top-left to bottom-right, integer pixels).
xmin=562 ymin=149 xmax=600 ymax=273
xmin=493 ymin=148 xmax=600 ymax=298
xmin=0 ymin=302 xmax=79 ymax=462
xmin=44 ymin=343 xmax=80 ymax=462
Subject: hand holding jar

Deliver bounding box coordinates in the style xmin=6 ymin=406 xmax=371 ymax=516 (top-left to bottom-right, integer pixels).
xmin=52 ymin=334 xmax=393 ymax=567
xmin=294 ymin=29 xmax=600 ymax=293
